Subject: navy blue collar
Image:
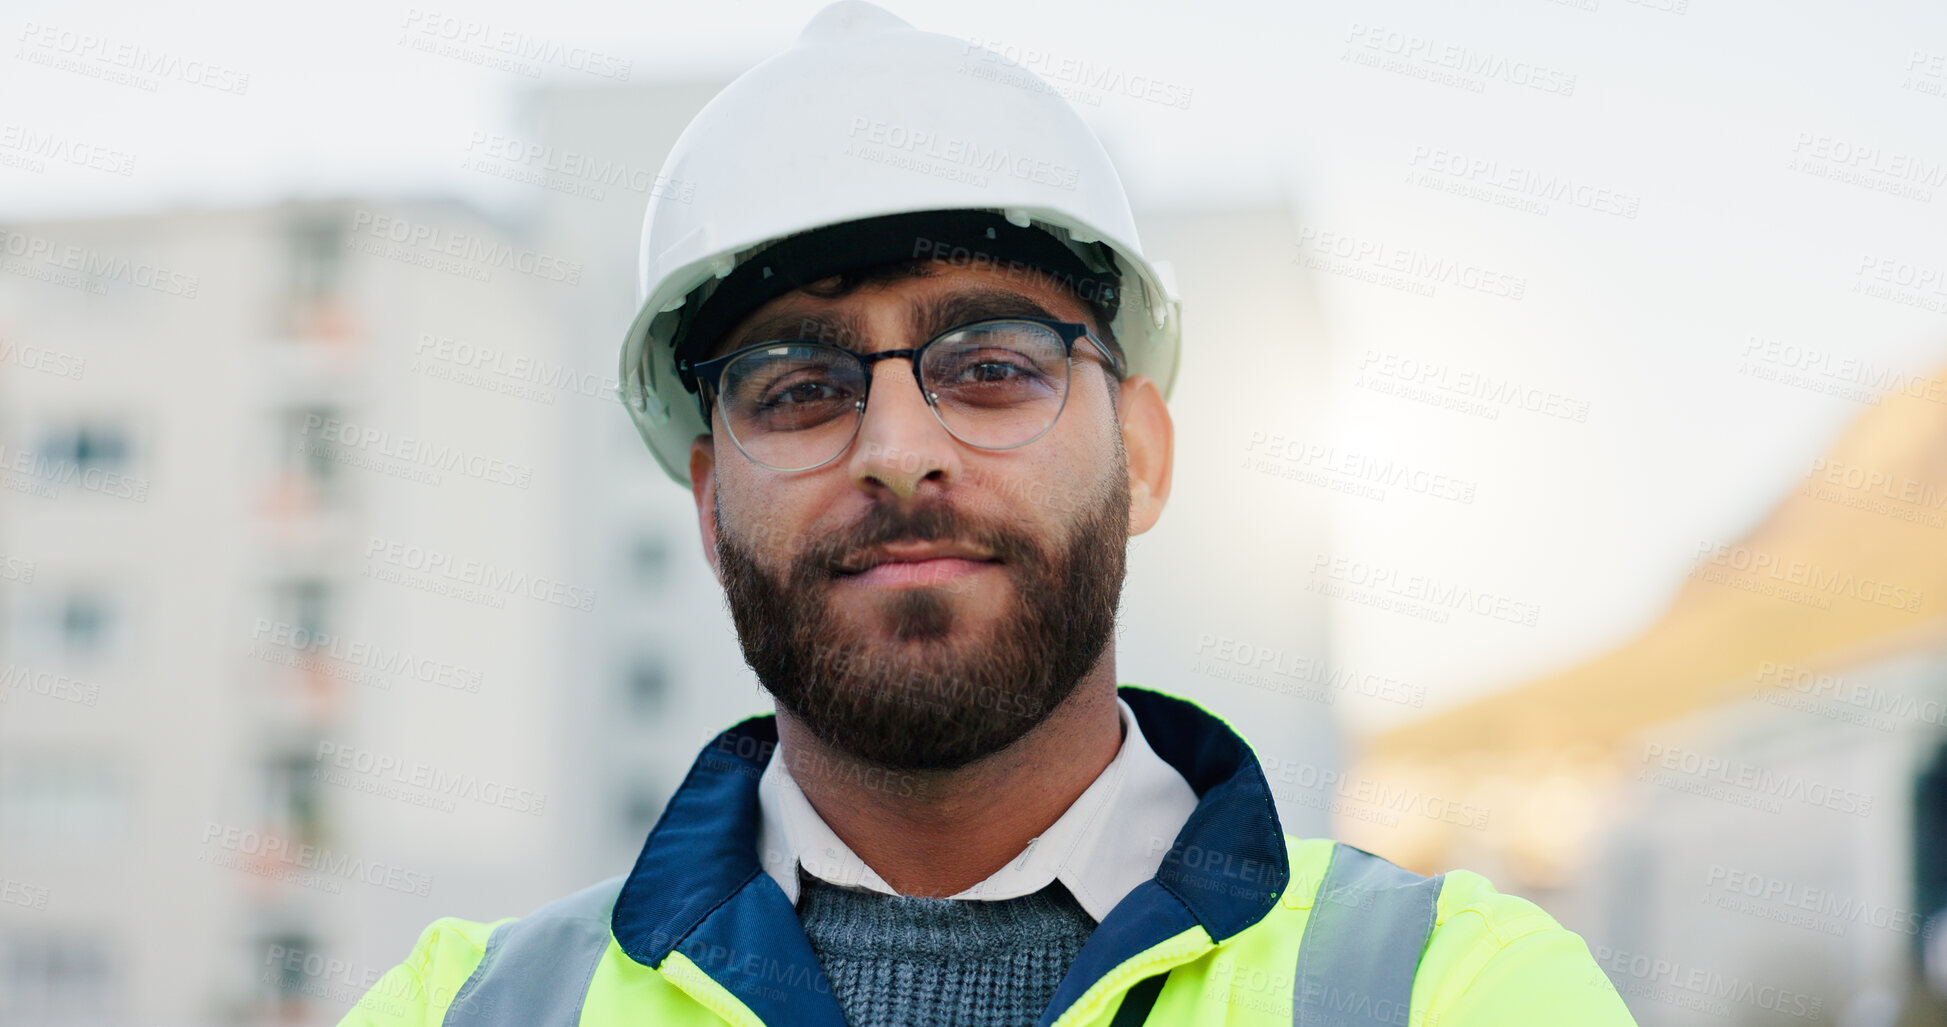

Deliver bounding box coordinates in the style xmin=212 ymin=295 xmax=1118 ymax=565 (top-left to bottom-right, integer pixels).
xmin=610 ymin=686 xmax=1289 ymax=1027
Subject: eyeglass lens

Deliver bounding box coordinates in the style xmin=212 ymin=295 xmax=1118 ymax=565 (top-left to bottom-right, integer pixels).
xmin=716 ymin=320 xmax=1073 ymax=471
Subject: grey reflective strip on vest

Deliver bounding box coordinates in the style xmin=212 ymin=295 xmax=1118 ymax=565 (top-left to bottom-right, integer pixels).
xmin=443 ymin=874 xmax=627 ymax=1026
xmin=1291 ymin=844 xmax=1444 ymax=1027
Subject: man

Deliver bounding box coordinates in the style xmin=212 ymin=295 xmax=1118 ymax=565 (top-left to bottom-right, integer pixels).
xmin=343 ymin=3 xmax=1638 ymax=1025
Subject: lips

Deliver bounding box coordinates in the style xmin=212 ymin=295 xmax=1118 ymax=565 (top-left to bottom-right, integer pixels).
xmin=834 ymin=541 xmax=1000 ymax=576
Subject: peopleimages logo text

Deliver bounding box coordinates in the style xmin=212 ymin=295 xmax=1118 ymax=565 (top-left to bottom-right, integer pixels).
xmin=315 ymin=741 xmax=546 ymax=815
xmin=1695 ymin=541 xmax=1924 ymax=612
xmin=1 ymin=228 xmax=199 ymax=298
xmin=846 ymin=117 xmax=1081 ymax=190
xmin=1639 ymin=743 xmax=1873 ymax=816
xmin=363 ymin=537 xmax=596 ymax=612
xmin=347 ymin=210 xmax=582 ymax=285
xmin=198 ymin=822 xmax=433 ymax=896
xmin=299 ymin=414 xmax=533 ymax=488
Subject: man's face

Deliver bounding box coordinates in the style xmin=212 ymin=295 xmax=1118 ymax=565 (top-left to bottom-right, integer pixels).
xmin=692 ymin=259 xmax=1152 ymax=773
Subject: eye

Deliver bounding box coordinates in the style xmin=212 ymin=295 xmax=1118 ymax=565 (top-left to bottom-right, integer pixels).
xmin=955 ymin=353 xmax=1039 ymax=384
xmin=763 ymin=378 xmax=849 ymax=408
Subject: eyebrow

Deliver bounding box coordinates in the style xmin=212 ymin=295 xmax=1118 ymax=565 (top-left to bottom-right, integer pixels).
xmin=723 ymin=288 xmax=1064 ymax=355
xmin=911 ymin=290 xmax=1061 ymax=343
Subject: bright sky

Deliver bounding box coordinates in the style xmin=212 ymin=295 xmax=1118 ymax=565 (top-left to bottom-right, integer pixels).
xmin=8 ymin=0 xmax=1945 ymax=732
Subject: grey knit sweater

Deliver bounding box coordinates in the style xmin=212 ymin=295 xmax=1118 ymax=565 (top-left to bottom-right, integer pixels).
xmin=796 ymin=874 xmax=1098 ymax=1027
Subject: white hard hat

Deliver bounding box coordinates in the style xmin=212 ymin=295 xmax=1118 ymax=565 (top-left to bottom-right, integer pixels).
xmin=618 ymin=0 xmax=1182 ymax=488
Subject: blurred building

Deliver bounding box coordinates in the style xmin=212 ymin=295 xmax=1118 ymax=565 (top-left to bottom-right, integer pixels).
xmin=1352 ymin=370 xmax=1947 ymax=1026
xmin=0 ymin=198 xmax=581 ymax=1024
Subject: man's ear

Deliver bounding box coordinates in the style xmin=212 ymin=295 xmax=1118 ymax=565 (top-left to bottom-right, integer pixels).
xmin=1118 ymin=375 xmax=1173 ymax=535
xmin=690 ymin=435 xmax=723 ymax=585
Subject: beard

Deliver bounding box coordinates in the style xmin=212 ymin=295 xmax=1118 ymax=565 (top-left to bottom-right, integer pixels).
xmin=716 ymin=465 xmax=1130 ymax=773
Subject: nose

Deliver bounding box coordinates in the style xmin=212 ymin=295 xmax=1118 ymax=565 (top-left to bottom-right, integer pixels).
xmin=846 ymin=355 xmax=961 ymax=501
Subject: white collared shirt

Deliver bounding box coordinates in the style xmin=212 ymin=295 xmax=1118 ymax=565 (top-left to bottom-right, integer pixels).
xmin=755 ymin=696 xmax=1201 ymax=923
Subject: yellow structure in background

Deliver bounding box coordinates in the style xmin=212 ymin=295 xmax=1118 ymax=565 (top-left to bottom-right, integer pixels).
xmin=1353 ymin=361 xmax=1947 ymax=885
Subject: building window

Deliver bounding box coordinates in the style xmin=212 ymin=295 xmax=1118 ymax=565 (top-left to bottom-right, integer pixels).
xmin=270 ymin=578 xmax=331 ymax=642
xmin=38 ymin=422 xmax=129 ymax=473
xmin=57 ymin=591 xmax=114 ymax=658
xmin=625 ymin=657 xmax=668 ymax=716
xmin=255 ymin=931 xmax=315 ymax=1004
xmin=29 ymin=421 xmax=132 ymax=488
xmin=0 ymin=754 xmax=124 ymax=849
xmin=266 ymin=749 xmax=324 ymax=848
xmin=289 ymin=218 xmax=345 ymax=303
xmin=0 ymin=932 xmax=118 ymax=1019
xmin=630 ymin=533 xmax=669 ymax=586
xmin=276 ymin=406 xmax=342 ymax=506
xmin=284 ymin=214 xmax=350 ymax=339
xmin=12 ymin=587 xmax=118 ymax=661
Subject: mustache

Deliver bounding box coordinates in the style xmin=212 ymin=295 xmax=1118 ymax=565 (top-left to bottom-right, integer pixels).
xmin=794 ymin=501 xmax=1044 ymax=578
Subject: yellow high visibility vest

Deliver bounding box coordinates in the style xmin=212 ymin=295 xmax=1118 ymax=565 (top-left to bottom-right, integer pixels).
xmin=340 ymin=687 xmax=1638 ymax=1026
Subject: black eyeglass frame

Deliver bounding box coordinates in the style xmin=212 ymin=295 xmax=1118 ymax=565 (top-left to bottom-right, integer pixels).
xmin=681 ymin=316 xmax=1127 ymax=471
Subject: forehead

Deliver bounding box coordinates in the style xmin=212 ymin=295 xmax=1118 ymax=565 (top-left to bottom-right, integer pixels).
xmin=710 ymin=260 xmax=1096 ymax=358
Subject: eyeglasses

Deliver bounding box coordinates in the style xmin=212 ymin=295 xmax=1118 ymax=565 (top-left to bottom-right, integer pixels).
xmin=684 ymin=317 xmax=1125 ymax=473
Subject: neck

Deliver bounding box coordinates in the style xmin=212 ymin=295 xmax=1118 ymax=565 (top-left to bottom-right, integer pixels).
xmin=774 ymin=668 xmax=1124 ymax=898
